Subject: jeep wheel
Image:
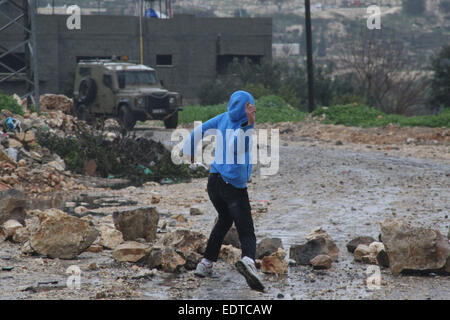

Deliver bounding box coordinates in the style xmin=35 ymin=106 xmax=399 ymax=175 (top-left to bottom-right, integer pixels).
xmin=164 ymin=111 xmax=178 ymax=129
xmin=118 ymin=106 xmax=136 ymax=131
xmin=79 ymin=77 xmax=97 ymax=104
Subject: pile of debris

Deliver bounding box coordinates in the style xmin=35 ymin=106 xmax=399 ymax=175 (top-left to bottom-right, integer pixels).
xmin=1 ymin=93 xmax=206 ymax=193
xmin=0 ymin=105 xmax=88 ymax=193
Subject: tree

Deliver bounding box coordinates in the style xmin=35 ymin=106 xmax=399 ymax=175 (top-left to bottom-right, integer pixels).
xmin=338 ymin=28 xmax=429 ymax=114
xmin=430 ymin=45 xmax=450 ymax=110
xmin=402 ymin=0 xmax=426 ymax=16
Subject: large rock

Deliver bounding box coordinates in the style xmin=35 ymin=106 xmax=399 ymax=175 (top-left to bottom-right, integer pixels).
xmin=310 ymin=254 xmax=332 ymax=270
xmin=256 ymin=237 xmax=283 ymax=259
xmin=157 ymin=229 xmax=206 ymax=258
xmin=346 ymin=236 xmax=376 ymax=253
xmin=0 ymin=189 xmax=28 ymax=225
xmin=29 ymin=209 xmax=99 ymax=259
xmin=97 ymin=225 xmax=124 ymax=249
xmin=219 ymin=244 xmax=241 ymax=265
xmin=145 ymin=246 xmax=186 ymax=272
xmin=261 ymin=248 xmax=288 ymax=274
xmin=112 ymin=207 xmax=159 ymax=242
xmin=289 ymin=227 xmax=339 ymax=265
xmin=381 ymin=219 xmax=450 ymax=275
xmin=112 ymin=241 xmax=151 ymax=263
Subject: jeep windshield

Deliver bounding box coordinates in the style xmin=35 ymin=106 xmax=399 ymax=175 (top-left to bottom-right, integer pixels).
xmin=117 ymin=71 xmax=158 ymax=87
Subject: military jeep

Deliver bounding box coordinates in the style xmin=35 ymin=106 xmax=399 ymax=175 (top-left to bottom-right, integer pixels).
xmin=72 ymin=59 xmax=182 ymax=130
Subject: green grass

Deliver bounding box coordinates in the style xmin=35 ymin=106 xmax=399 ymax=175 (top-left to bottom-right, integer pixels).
xmin=0 ymin=92 xmax=24 ymax=116
xmin=179 ymin=95 xmax=307 ymax=124
xmin=312 ymin=104 xmax=450 ymax=128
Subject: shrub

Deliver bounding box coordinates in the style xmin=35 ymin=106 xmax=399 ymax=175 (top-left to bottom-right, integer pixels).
xmin=242 ymin=83 xmax=273 ymax=99
xmin=0 ymin=92 xmax=24 ymax=116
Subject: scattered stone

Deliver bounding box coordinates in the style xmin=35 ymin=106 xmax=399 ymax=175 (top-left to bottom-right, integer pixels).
xmin=29 ymin=209 xmax=99 ymax=259
xmin=310 ymin=254 xmax=332 ymax=270
xmin=185 ymin=251 xmax=202 ymax=270
xmin=151 ymin=194 xmax=161 ymax=204
xmin=97 ymin=225 xmax=124 ymax=250
xmin=223 ymin=225 xmax=240 ymax=249
xmin=11 ymin=226 xmax=30 ymax=244
xmin=85 ymin=244 xmax=103 ymax=253
xmin=346 ymin=236 xmax=376 ymax=253
xmin=112 ymin=207 xmax=159 ymax=242
xmin=289 ymin=227 xmax=339 ymax=265
xmin=376 ymin=249 xmax=390 ymax=268
xmin=219 ymin=244 xmax=241 ymax=265
xmin=145 ymin=246 xmax=185 ymax=272
xmin=24 ymin=131 xmax=35 ymax=143
xmin=21 ymin=240 xmax=34 ymax=255
xmin=171 ymin=214 xmax=187 ymax=223
xmin=381 ymin=218 xmax=450 ymax=275
xmin=261 ymin=248 xmax=288 ymax=274
xmin=157 ymin=229 xmax=206 ymax=258
xmin=88 ymin=263 xmax=98 ymax=270
xmin=1 ymin=219 xmax=23 ymax=239
xmin=74 ymin=206 xmax=88 ymax=216
xmin=354 ymin=244 xmax=372 ymax=262
xmin=8 ymin=139 xmax=22 ymax=148
xmin=256 ymin=237 xmax=283 ymax=259
xmin=112 ymin=241 xmax=151 ymax=263
xmin=189 ymin=207 xmax=203 ymax=216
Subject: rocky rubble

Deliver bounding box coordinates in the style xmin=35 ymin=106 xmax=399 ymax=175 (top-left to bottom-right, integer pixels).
xmin=380 ymin=219 xmax=450 ymax=275
xmin=289 ymin=227 xmax=339 ymax=268
xmin=261 ymin=248 xmax=288 ymax=274
xmin=112 ymin=207 xmax=159 ymax=242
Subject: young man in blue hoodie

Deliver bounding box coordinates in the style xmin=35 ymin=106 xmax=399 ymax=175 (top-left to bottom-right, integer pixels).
xmin=182 ymin=90 xmax=264 ymax=292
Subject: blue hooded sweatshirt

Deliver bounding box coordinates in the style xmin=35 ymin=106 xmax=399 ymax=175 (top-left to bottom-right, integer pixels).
xmin=182 ymin=91 xmax=255 ymax=188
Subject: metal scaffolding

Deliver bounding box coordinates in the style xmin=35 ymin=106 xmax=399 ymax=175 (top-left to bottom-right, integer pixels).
xmin=0 ymin=0 xmax=40 ymax=111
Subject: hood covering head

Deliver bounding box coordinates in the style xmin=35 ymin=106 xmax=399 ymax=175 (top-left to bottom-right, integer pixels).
xmin=227 ymin=90 xmax=255 ymax=123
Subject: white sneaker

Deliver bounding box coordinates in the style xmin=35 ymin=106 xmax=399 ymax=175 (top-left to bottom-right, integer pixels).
xmin=194 ymin=262 xmax=214 ymax=278
xmin=235 ymin=258 xmax=265 ymax=292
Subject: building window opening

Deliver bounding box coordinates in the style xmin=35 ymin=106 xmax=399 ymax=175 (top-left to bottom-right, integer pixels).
xmin=156 ymin=55 xmax=172 ymax=66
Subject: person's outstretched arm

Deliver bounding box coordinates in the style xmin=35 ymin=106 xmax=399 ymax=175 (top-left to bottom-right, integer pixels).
xmin=182 ymin=113 xmax=224 ymax=163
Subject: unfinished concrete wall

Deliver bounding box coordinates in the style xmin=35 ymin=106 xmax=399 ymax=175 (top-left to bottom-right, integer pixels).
xmin=0 ymin=14 xmax=272 ymax=103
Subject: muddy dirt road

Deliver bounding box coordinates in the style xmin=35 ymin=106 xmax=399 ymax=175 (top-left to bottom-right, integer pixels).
xmin=0 ymin=127 xmax=449 ymax=300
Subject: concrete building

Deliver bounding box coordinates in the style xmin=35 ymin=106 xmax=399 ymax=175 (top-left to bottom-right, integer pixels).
xmin=0 ymin=14 xmax=272 ymax=103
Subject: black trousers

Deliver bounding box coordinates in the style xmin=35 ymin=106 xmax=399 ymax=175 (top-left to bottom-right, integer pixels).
xmin=203 ymin=173 xmax=256 ymax=262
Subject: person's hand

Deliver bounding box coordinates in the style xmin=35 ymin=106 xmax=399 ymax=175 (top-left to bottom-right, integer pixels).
xmin=245 ymin=102 xmax=256 ymax=126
